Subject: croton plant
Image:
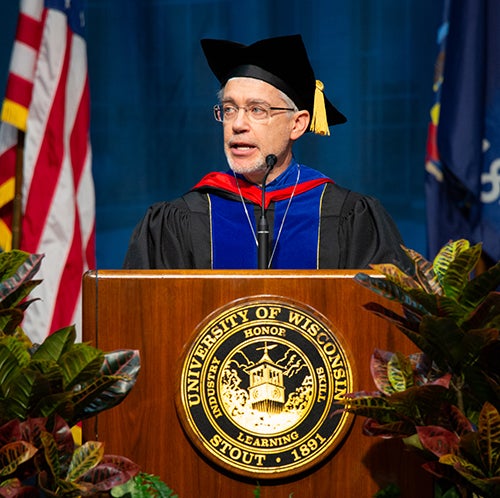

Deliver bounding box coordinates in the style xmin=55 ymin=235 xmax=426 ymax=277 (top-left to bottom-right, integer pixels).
xmin=340 ymin=240 xmax=500 ymax=497
xmin=0 ymin=250 xmax=141 ymax=497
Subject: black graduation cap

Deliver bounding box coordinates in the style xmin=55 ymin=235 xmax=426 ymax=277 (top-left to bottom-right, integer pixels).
xmin=201 ymin=34 xmax=347 ymax=135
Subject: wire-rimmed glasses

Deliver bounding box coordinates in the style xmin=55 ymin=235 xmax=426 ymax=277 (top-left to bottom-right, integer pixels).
xmin=213 ymin=103 xmax=295 ymax=123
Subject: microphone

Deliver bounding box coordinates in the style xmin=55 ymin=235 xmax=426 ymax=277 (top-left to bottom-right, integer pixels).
xmin=257 ymin=154 xmax=277 ymax=269
xmin=265 ymin=153 xmax=277 ymax=171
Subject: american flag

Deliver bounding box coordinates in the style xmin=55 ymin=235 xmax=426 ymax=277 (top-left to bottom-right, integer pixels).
xmin=0 ymin=0 xmax=96 ymax=343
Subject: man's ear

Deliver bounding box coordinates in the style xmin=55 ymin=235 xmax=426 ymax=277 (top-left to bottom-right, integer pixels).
xmin=290 ymin=110 xmax=311 ymax=140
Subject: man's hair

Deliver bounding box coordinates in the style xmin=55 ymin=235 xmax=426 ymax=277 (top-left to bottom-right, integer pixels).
xmin=217 ymin=80 xmax=299 ymax=113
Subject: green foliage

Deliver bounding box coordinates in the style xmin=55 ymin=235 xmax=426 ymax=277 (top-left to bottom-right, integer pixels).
xmin=111 ymin=473 xmax=178 ymax=498
xmin=0 ymin=416 xmax=140 ymax=497
xmin=0 ymin=250 xmax=144 ymax=497
xmin=0 ymin=324 xmax=140 ymax=428
xmin=373 ymin=483 xmax=401 ymax=497
xmin=339 ymin=240 xmax=500 ymax=497
xmin=433 ymin=481 xmax=463 ymax=498
xmin=0 ymin=251 xmax=43 ymax=339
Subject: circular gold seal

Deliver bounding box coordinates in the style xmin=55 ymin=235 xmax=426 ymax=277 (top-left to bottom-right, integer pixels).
xmin=175 ymin=296 xmax=355 ymax=479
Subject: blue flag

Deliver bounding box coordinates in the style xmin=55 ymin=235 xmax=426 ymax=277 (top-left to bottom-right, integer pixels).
xmin=425 ymin=0 xmax=500 ymax=263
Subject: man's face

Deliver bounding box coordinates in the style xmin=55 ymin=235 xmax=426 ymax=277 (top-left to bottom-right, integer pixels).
xmin=220 ymin=78 xmax=306 ymax=184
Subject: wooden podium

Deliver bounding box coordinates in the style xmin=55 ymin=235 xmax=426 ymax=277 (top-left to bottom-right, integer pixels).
xmin=82 ymin=270 xmax=432 ymax=498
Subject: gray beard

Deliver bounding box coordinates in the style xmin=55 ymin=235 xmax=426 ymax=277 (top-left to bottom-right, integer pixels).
xmin=226 ymin=156 xmax=266 ymax=177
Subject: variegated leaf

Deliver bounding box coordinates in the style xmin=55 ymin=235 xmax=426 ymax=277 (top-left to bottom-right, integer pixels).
xmin=78 ymin=456 xmax=140 ymax=491
xmin=0 ymin=336 xmax=31 ymax=384
xmin=433 ymin=240 xmax=470 ymax=284
xmin=442 ymin=243 xmax=482 ymax=300
xmin=40 ymin=430 xmax=62 ymax=479
xmin=477 ymin=402 xmax=500 ymax=475
xmin=406 ymin=288 xmax=440 ymax=315
xmin=440 ymin=452 xmax=491 ymax=493
xmin=387 ymin=352 xmax=414 ymax=392
xmin=75 ymin=350 xmax=140 ymax=419
xmin=0 ymin=307 xmax=24 ymax=338
xmin=362 ymin=302 xmax=431 ymax=352
xmin=428 ymin=373 xmax=452 ymax=389
xmin=370 ymin=349 xmax=394 ymax=395
xmin=0 ymin=251 xmax=44 ymax=304
xmin=355 ymin=273 xmax=429 ymax=313
xmin=439 ymin=452 xmax=479 ymax=473
xmin=50 ymin=414 xmax=75 ymax=472
xmin=339 ymin=394 xmax=398 ymax=424
xmin=363 ymin=302 xmax=417 ymax=329
xmin=59 ymin=343 xmax=104 ymax=389
xmin=78 ymin=464 xmax=125 ymax=492
xmin=67 ymin=440 xmax=104 ymax=482
xmin=0 ymin=477 xmax=40 ymax=498
xmin=0 ymin=440 xmax=37 ymax=476
xmin=402 ymin=433 xmax=425 ymax=451
xmin=388 ymin=385 xmax=451 ymax=425
xmin=402 ymin=246 xmax=441 ymax=294
xmin=1 ymin=367 xmax=39 ymax=422
xmin=20 ymin=417 xmax=48 ymax=444
xmin=417 ymin=425 xmax=459 ymax=457
xmin=0 ymin=281 xmax=41 ymax=324
xmin=100 ymin=349 xmax=140 ymax=382
xmin=31 ymin=326 xmax=77 ymax=363
xmin=445 ymin=404 xmax=474 ymax=436
xmin=99 ymin=454 xmax=141 ymax=474
xmin=422 ymin=460 xmax=457 ymax=481
xmin=463 ymin=259 xmax=500 ymax=309
xmin=369 ymin=263 xmax=420 ymax=290
xmin=434 ymin=294 xmax=468 ymax=321
xmin=70 ymin=374 xmax=134 ymax=424
xmin=411 ymin=355 xmax=447 ymax=387
xmin=362 ymin=418 xmax=415 ymax=437
xmin=38 ymin=470 xmax=84 ymax=497
xmin=0 ymin=418 xmax=22 ymax=444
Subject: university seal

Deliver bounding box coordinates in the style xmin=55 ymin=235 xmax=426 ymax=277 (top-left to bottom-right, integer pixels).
xmin=175 ymin=295 xmax=354 ymax=479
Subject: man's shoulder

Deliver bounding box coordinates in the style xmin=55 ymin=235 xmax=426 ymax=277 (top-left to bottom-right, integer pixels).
xmin=139 ymin=190 xmax=208 ymax=219
xmin=321 ymin=182 xmax=364 ymax=217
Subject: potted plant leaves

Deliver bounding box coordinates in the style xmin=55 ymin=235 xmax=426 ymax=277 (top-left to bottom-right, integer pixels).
xmin=0 ymin=250 xmax=141 ymax=497
xmin=339 ymin=240 xmax=500 ymax=498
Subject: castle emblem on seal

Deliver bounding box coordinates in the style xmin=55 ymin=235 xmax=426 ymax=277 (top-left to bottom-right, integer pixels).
xmin=175 ymin=296 xmax=354 ymax=479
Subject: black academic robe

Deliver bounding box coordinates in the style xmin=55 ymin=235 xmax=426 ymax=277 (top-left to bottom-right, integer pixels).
xmin=123 ymin=162 xmax=409 ymax=270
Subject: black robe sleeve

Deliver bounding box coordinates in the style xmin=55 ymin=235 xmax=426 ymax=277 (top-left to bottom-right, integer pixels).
xmin=123 ymin=192 xmax=212 ymax=269
xmin=318 ymin=183 xmax=410 ymax=270
xmin=338 ymin=194 xmax=410 ymax=270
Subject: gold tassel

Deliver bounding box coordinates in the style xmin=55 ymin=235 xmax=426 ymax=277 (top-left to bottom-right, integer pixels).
xmin=309 ymin=80 xmax=330 ymax=136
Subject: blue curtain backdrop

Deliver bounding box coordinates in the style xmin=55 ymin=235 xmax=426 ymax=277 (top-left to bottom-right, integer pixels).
xmin=0 ymin=1 xmax=442 ymax=269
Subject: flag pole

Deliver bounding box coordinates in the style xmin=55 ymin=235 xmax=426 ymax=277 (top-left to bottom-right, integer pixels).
xmin=12 ymin=129 xmax=24 ymax=249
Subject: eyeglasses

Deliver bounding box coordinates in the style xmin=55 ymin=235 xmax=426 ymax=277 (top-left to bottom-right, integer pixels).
xmin=213 ymin=103 xmax=295 ymax=123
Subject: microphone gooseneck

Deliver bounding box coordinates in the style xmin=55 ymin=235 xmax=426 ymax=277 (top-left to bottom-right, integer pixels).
xmin=257 ymin=154 xmax=278 ymax=269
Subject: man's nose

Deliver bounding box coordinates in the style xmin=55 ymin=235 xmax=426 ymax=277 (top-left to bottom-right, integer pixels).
xmin=232 ymin=107 xmax=251 ymax=129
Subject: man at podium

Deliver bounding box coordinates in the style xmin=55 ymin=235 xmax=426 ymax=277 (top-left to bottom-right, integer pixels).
xmin=124 ymin=35 xmax=408 ymax=271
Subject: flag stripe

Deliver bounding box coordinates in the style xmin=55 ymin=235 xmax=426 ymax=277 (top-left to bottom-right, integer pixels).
xmin=68 ymin=41 xmax=90 ymax=186
xmin=20 ymin=0 xmax=44 ymax=22
xmin=4 ymin=73 xmax=34 ymax=110
xmin=16 ymin=11 xmax=44 ymax=50
xmin=0 ymin=122 xmax=18 ymax=251
xmin=46 ymin=33 xmax=91 ymax=333
xmin=22 ymin=18 xmax=70 ymax=251
xmin=1 ymin=0 xmax=96 ymax=343
xmin=51 ymin=211 xmax=83 ymax=332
